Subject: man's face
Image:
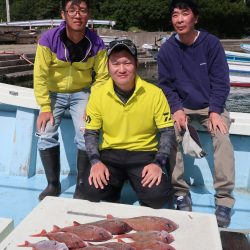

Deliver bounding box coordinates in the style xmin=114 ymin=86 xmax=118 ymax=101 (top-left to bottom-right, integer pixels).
xmin=108 ymin=50 xmax=137 ymax=91
xmin=61 ymin=1 xmax=89 ymax=32
xmin=171 ymin=7 xmax=198 ymax=35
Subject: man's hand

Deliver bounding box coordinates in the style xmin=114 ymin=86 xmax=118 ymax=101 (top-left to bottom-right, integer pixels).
xmin=141 ymin=163 xmax=164 ymax=188
xmin=36 ymin=112 xmax=54 ymax=133
xmin=88 ymin=162 xmax=110 ymax=189
xmin=208 ymin=112 xmax=228 ymax=134
xmin=173 ymin=110 xmax=186 ymax=131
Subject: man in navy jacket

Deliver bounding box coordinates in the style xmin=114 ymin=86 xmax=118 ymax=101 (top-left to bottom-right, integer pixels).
xmin=157 ymin=0 xmax=235 ymax=228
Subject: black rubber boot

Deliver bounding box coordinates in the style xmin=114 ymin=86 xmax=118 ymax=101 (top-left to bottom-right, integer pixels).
xmin=73 ymin=150 xmax=90 ymax=199
xmin=38 ymin=146 xmax=61 ymax=201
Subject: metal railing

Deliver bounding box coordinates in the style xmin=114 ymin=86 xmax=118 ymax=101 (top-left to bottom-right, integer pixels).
xmin=0 ymin=19 xmax=116 ymax=28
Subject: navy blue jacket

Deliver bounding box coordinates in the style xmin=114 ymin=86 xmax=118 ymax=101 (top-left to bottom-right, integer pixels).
xmin=157 ymin=30 xmax=230 ymax=114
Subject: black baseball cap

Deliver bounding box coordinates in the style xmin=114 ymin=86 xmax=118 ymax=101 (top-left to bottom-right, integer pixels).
xmin=107 ymin=39 xmax=137 ymax=60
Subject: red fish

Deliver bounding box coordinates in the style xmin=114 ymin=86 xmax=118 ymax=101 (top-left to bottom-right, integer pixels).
xmin=107 ymin=215 xmax=178 ymax=233
xmin=52 ymin=224 xmax=112 ymax=242
xmin=119 ymin=239 xmax=176 ymax=250
xmin=73 ymin=219 xmax=132 ymax=235
xmin=115 ymin=230 xmax=174 ymax=244
xmin=31 ymin=230 xmax=87 ymax=249
xmin=17 ymin=240 xmax=69 ymax=250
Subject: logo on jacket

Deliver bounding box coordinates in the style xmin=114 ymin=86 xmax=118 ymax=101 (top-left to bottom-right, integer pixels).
xmin=163 ymin=112 xmax=171 ymax=122
xmin=86 ymin=115 xmax=92 ymax=123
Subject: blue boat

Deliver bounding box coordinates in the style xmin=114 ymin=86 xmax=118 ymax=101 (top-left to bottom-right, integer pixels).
xmin=226 ymin=50 xmax=250 ymax=63
xmin=0 ymin=81 xmax=250 ymax=236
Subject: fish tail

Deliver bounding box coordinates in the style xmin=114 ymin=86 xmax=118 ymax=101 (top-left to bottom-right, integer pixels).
xmin=52 ymin=225 xmax=61 ymax=232
xmin=17 ymin=241 xmax=30 ymax=247
xmin=73 ymin=221 xmax=81 ymax=226
xmin=117 ymin=238 xmax=126 ymax=243
xmin=30 ymin=229 xmax=47 ymax=237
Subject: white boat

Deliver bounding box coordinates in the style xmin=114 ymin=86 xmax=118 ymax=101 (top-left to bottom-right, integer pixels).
xmin=0 ymin=82 xmax=250 ymax=235
xmin=228 ymin=61 xmax=250 ymax=87
xmin=240 ymin=44 xmax=250 ymax=53
xmin=226 ymin=50 xmax=250 ymax=63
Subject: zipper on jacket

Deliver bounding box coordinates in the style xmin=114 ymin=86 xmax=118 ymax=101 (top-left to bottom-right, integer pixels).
xmin=81 ymin=36 xmax=92 ymax=62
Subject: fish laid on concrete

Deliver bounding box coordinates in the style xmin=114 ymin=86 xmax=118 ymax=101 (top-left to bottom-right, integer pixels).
xmin=107 ymin=215 xmax=178 ymax=233
xmin=52 ymin=224 xmax=112 ymax=242
xmin=119 ymin=239 xmax=176 ymax=250
xmin=74 ymin=219 xmax=132 ymax=235
xmin=115 ymin=230 xmax=174 ymax=244
xmin=17 ymin=240 xmax=69 ymax=250
xmin=31 ymin=230 xmax=87 ymax=249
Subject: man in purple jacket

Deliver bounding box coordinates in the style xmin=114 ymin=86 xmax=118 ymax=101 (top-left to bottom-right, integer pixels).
xmin=157 ymin=0 xmax=235 ymax=228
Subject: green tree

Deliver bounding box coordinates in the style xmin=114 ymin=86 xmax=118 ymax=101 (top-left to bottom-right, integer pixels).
xmin=0 ymin=0 xmax=249 ymax=38
xmin=198 ymin=0 xmax=250 ymax=38
xmin=99 ymin=0 xmax=169 ymax=31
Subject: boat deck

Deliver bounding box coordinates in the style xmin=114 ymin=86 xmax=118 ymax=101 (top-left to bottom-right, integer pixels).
xmin=0 ymin=173 xmax=250 ymax=231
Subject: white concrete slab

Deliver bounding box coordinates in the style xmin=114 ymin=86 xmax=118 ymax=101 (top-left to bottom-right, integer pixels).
xmin=0 ymin=197 xmax=222 ymax=250
xmin=0 ymin=218 xmax=14 ymax=243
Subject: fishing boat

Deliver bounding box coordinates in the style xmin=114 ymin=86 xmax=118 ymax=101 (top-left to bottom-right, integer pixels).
xmin=0 ymin=81 xmax=250 ymax=224
xmin=226 ymin=50 xmax=250 ymax=63
xmin=225 ymin=50 xmax=250 ymax=87
xmin=0 ymin=47 xmax=250 ymax=249
xmin=228 ymin=60 xmax=250 ymax=87
xmin=240 ymin=44 xmax=250 ymax=53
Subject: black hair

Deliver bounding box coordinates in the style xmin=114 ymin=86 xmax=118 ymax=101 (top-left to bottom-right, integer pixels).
xmin=61 ymin=0 xmax=90 ymax=10
xmin=169 ymin=0 xmax=199 ymax=16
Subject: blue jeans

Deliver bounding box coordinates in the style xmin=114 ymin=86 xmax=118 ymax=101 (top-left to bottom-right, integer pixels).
xmin=37 ymin=90 xmax=89 ymax=151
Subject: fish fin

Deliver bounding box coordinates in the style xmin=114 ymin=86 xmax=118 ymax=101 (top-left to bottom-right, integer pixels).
xmin=17 ymin=241 xmax=30 ymax=247
xmin=114 ymin=234 xmax=128 ymax=239
xmin=107 ymin=214 xmax=114 ymax=220
xmin=52 ymin=225 xmax=61 ymax=232
xmin=30 ymin=229 xmax=47 ymax=237
xmin=73 ymin=221 xmax=81 ymax=226
xmin=117 ymin=238 xmax=125 ymax=243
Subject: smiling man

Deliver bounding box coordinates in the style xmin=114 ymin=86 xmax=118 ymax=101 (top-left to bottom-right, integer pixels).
xmin=82 ymin=40 xmax=176 ymax=209
xmin=34 ymin=0 xmax=108 ymax=201
xmin=157 ymin=0 xmax=235 ymax=227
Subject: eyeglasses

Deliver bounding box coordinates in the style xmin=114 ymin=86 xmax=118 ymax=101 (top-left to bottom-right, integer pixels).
xmin=65 ymin=9 xmax=88 ymax=17
xmin=107 ymin=39 xmax=137 ymax=57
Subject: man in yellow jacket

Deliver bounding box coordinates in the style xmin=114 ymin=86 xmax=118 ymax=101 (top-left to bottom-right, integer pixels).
xmin=83 ymin=40 xmax=176 ymax=208
xmin=34 ymin=0 xmax=108 ymax=201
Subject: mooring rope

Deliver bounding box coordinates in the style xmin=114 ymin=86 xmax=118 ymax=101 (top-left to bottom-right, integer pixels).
xmin=0 ymin=51 xmax=34 ymax=65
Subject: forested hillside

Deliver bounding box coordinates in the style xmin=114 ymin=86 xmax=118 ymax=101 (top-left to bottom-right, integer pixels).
xmin=0 ymin=0 xmax=249 ymax=38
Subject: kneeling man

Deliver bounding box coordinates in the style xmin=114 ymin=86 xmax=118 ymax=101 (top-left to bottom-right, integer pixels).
xmin=83 ymin=40 xmax=176 ymax=208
